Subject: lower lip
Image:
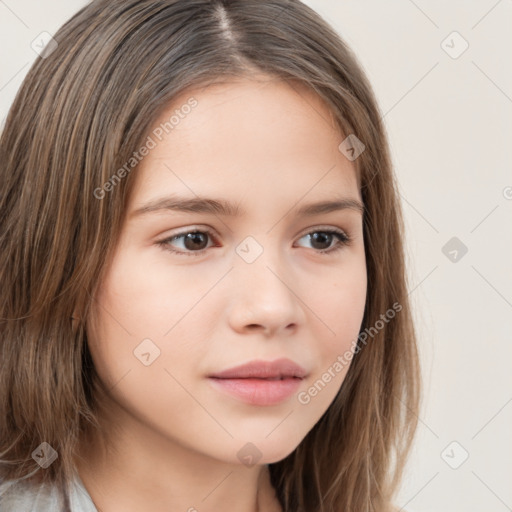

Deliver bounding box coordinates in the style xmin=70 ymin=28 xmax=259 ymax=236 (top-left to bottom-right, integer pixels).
xmin=208 ymin=377 xmax=303 ymax=406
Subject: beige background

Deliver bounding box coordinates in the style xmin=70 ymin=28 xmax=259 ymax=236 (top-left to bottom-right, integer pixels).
xmin=1 ymin=1 xmax=511 ymax=510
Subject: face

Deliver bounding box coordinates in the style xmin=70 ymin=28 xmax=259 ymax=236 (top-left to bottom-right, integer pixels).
xmin=86 ymin=75 xmax=367 ymax=465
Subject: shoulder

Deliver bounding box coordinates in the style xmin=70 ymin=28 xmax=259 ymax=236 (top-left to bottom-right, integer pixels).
xmin=0 ymin=476 xmax=62 ymax=511
xmin=0 ymin=473 xmax=97 ymax=512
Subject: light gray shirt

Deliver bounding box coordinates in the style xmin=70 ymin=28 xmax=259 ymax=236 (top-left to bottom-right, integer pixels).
xmin=0 ymin=471 xmax=98 ymax=512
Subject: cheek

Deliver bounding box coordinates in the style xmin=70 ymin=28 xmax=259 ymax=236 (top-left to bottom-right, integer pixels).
xmin=295 ymin=261 xmax=366 ymax=413
xmin=313 ymin=259 xmax=367 ymax=354
xmin=84 ymin=248 xmax=217 ymax=386
xmin=91 ymin=247 xmax=212 ymax=337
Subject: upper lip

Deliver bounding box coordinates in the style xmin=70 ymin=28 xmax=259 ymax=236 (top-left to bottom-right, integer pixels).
xmin=209 ymin=358 xmax=308 ymax=379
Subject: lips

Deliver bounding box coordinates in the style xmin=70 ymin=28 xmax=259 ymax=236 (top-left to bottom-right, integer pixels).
xmin=208 ymin=358 xmax=307 ymax=406
xmin=209 ymin=358 xmax=308 ymax=380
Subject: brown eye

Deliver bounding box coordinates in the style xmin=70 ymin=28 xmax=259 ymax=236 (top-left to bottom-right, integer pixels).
xmin=295 ymin=229 xmax=350 ymax=254
xmin=309 ymin=232 xmax=335 ymax=250
xmin=157 ymin=229 xmax=216 ymax=257
xmin=181 ymin=232 xmax=209 ymax=251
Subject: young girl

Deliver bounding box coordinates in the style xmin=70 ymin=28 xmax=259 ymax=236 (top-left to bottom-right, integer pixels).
xmin=0 ymin=0 xmax=421 ymax=511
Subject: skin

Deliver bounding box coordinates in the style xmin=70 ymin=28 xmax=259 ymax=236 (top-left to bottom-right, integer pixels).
xmin=75 ymin=74 xmax=367 ymax=512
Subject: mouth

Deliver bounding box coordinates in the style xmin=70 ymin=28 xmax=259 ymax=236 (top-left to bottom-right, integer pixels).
xmin=208 ymin=376 xmax=304 ymax=406
xmin=207 ymin=358 xmax=307 ymax=406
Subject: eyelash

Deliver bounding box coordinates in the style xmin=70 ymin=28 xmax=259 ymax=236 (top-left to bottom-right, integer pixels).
xmin=156 ymin=227 xmax=352 ymax=257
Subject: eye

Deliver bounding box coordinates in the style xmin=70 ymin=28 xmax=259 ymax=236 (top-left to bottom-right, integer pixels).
xmin=156 ymin=228 xmax=217 ymax=257
xmin=294 ymin=228 xmax=351 ymax=254
xmin=156 ymin=226 xmax=352 ymax=257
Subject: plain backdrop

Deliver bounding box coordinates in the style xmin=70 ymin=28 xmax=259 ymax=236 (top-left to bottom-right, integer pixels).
xmin=1 ymin=1 xmax=511 ymax=511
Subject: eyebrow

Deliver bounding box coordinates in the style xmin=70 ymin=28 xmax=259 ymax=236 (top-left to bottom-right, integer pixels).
xmin=129 ymin=195 xmax=365 ymax=219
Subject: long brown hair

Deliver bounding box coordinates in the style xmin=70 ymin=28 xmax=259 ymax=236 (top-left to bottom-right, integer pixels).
xmin=0 ymin=1 xmax=421 ymax=510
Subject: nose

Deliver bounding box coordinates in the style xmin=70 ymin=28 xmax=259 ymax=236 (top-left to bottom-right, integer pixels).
xmin=226 ymin=248 xmax=306 ymax=337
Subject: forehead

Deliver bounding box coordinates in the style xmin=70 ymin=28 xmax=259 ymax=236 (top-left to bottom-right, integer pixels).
xmin=164 ymin=74 xmax=336 ymax=121
xmin=155 ymin=75 xmax=340 ymax=145
xmin=128 ymin=75 xmax=359 ymax=210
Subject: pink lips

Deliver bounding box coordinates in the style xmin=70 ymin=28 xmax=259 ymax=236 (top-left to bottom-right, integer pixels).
xmin=208 ymin=358 xmax=307 ymax=406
